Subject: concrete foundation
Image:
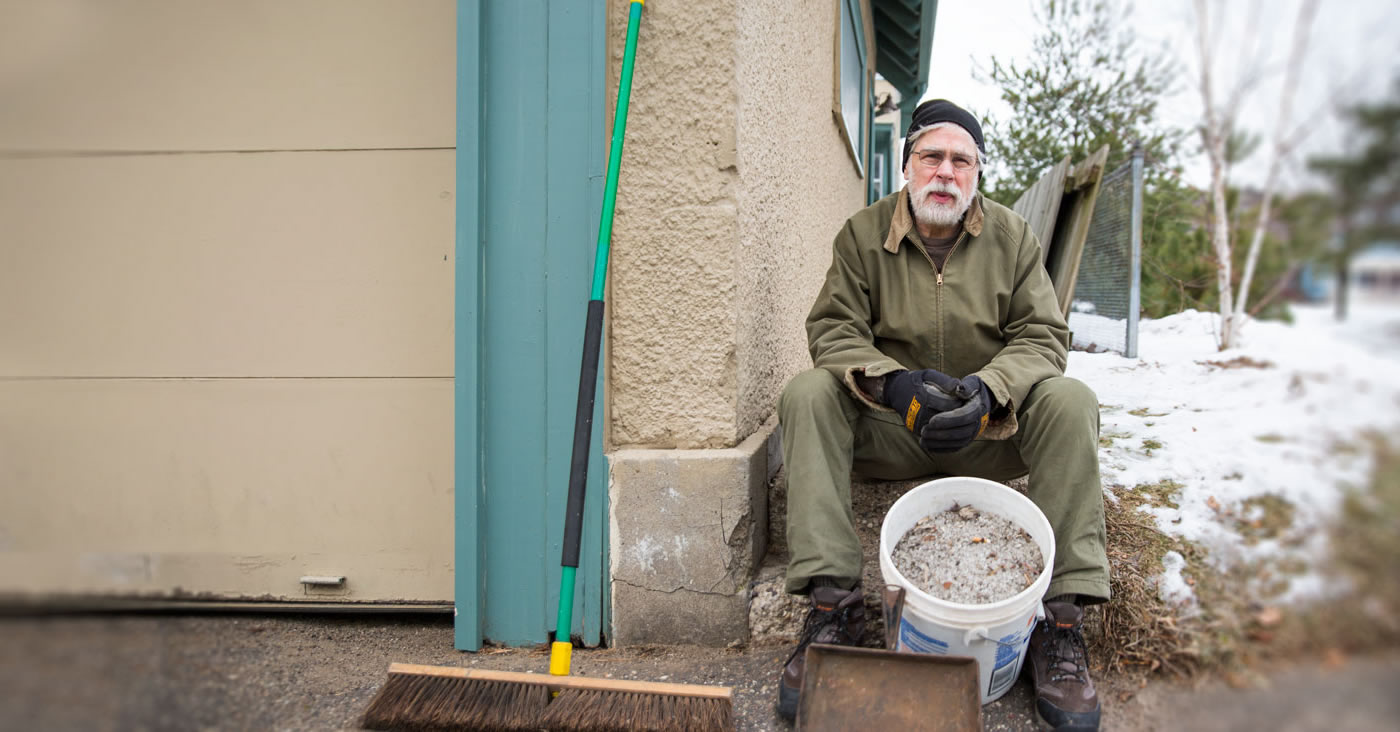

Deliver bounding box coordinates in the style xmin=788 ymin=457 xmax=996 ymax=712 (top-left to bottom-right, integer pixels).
xmin=608 ymin=420 xmax=778 ymax=646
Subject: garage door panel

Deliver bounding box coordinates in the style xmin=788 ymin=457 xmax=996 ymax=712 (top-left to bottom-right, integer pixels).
xmin=0 ymin=0 xmax=454 ymax=152
xmin=0 ymin=377 xmax=452 ymax=601
xmin=0 ymin=150 xmax=454 ymax=378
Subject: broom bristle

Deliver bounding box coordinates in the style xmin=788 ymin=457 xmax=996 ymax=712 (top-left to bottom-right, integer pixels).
xmin=537 ymin=688 xmax=733 ymax=732
xmin=362 ymin=669 xmax=732 ymax=732
xmin=361 ymin=671 xmax=551 ymax=730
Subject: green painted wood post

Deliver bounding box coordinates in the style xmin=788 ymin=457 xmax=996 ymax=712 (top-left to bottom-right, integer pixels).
xmin=455 ymin=0 xmax=608 ymax=650
xmin=454 ymin=0 xmax=485 ymax=652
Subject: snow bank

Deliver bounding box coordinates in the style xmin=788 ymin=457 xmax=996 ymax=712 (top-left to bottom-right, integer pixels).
xmin=1068 ymin=304 xmax=1400 ymax=605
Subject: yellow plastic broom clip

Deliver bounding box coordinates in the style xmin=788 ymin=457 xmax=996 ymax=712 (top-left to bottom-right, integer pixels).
xmin=549 ymin=641 xmax=573 ymax=676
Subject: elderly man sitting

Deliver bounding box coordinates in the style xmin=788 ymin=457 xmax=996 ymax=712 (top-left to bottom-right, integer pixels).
xmin=775 ymin=99 xmax=1109 ymax=732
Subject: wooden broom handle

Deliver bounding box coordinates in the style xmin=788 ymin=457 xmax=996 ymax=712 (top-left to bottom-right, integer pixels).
xmin=387 ymin=662 xmax=733 ymax=700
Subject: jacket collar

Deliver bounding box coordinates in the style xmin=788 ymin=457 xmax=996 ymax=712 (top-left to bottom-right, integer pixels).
xmin=884 ymin=187 xmax=984 ymax=254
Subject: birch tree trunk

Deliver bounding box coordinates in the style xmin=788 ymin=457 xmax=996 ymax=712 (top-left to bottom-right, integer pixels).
xmin=1234 ymin=0 xmax=1318 ymax=322
xmin=1194 ymin=0 xmax=1236 ymax=349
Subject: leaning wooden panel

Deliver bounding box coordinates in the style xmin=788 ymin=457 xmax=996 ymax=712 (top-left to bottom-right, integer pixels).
xmin=0 ymin=150 xmax=454 ymax=378
xmin=0 ymin=378 xmax=452 ymax=601
xmin=1012 ymin=155 xmax=1070 ymax=263
xmin=1046 ymin=145 xmax=1110 ymax=316
xmin=0 ymin=0 xmax=454 ymax=152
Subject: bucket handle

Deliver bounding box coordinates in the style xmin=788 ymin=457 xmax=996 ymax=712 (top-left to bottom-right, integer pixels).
xmin=964 ymin=603 xmax=1048 ymax=647
xmin=963 ymin=627 xmax=1022 ymax=648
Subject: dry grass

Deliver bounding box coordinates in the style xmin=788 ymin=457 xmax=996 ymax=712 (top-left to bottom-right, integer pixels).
xmin=1083 ymin=435 xmax=1400 ymax=683
xmin=1083 ymin=484 xmax=1208 ymax=680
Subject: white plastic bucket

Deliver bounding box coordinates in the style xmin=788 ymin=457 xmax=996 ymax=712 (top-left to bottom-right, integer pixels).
xmin=878 ymin=477 xmax=1055 ymax=703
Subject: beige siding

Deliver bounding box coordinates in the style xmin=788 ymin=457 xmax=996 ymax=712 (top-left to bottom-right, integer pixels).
xmin=0 ymin=0 xmax=455 ymax=151
xmin=0 ymin=378 xmax=452 ymax=597
xmin=0 ymin=0 xmax=455 ymax=602
xmin=0 ymin=151 xmax=454 ymax=378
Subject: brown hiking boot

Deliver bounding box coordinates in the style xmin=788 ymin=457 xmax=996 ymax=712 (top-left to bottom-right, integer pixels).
xmin=775 ymin=586 xmax=865 ymax=720
xmin=1027 ymin=600 xmax=1101 ymax=731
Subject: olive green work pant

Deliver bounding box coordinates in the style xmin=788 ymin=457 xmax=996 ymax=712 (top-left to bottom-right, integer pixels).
xmin=778 ymin=369 xmax=1111 ymax=603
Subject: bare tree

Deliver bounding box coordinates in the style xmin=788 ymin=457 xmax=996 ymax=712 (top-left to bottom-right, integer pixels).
xmin=1234 ymin=0 xmax=1318 ymax=320
xmin=1192 ymin=0 xmax=1318 ymax=349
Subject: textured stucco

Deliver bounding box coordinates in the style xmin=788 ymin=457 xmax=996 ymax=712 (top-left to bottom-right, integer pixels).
xmin=606 ymin=0 xmax=867 ymax=449
xmin=734 ymin=0 xmax=867 ymax=442
xmin=606 ymin=0 xmax=740 ymax=449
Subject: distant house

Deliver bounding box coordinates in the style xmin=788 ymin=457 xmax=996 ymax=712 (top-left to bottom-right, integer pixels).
xmin=1349 ymin=243 xmax=1400 ymax=302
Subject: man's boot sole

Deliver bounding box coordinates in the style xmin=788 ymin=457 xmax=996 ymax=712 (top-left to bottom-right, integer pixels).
xmin=1034 ymin=698 xmax=1100 ymax=731
xmin=776 ymin=682 xmax=800 ymax=720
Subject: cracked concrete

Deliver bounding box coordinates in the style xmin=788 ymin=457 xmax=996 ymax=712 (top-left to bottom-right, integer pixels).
xmin=609 ymin=421 xmax=774 ymax=646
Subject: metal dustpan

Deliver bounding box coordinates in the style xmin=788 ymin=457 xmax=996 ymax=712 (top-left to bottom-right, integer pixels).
xmin=795 ymin=586 xmax=983 ymax=732
xmin=795 ymin=645 xmax=982 ymax=731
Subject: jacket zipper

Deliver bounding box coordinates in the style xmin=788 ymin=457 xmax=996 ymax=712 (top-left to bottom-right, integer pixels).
xmin=934 ymin=231 xmax=967 ymax=372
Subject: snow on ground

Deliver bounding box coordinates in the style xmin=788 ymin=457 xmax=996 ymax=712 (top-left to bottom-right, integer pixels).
xmin=1067 ymin=303 xmax=1400 ymax=609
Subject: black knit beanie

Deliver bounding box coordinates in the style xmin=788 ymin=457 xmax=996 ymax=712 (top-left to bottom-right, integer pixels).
xmin=901 ymin=99 xmax=985 ymax=170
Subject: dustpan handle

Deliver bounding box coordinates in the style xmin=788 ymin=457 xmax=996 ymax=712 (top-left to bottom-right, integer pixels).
xmin=882 ymin=585 xmax=906 ymax=650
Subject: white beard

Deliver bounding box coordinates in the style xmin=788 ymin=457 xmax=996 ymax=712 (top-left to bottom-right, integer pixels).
xmin=910 ymin=179 xmax=974 ymax=229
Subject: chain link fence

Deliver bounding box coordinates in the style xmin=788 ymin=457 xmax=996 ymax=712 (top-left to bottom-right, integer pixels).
xmin=1068 ymin=148 xmax=1143 ymax=357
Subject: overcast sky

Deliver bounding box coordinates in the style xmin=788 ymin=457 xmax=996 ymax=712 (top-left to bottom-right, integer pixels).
xmin=920 ymin=0 xmax=1400 ymax=192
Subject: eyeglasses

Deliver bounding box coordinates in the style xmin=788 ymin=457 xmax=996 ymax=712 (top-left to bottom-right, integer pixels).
xmin=911 ymin=149 xmax=977 ymax=172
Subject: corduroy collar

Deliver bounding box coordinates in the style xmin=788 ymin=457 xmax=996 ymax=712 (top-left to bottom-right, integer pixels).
xmin=884 ymin=187 xmax=984 ymax=254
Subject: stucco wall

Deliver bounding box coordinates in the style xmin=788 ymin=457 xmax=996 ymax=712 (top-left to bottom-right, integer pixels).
xmin=606 ymin=0 xmax=867 ymax=449
xmin=735 ymin=0 xmax=867 ymax=442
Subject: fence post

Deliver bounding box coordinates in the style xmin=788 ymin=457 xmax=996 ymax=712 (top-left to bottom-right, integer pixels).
xmin=1126 ymin=145 xmax=1144 ymax=359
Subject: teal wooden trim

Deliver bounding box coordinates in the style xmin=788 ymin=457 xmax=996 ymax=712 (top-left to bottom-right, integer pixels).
xmin=871 ymin=122 xmax=894 ymax=202
xmin=461 ymin=0 xmax=608 ymax=648
xmin=453 ymin=0 xmax=484 ymax=652
xmin=899 ymin=0 xmax=938 ymax=136
xmin=455 ymin=0 xmax=609 ymax=650
xmin=545 ymin=0 xmax=609 ymax=647
xmin=583 ymin=0 xmax=609 ymax=647
xmin=481 ymin=0 xmax=551 ymax=647
xmin=844 ymin=0 xmax=867 ymax=61
xmin=838 ymin=0 xmax=869 ymax=176
xmin=917 ymin=0 xmax=937 ymax=91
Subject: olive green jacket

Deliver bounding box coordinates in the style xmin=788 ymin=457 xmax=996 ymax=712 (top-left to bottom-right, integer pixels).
xmin=805 ymin=187 xmax=1069 ymax=439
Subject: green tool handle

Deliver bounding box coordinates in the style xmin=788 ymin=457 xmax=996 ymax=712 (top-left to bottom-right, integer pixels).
xmin=552 ymin=0 xmax=643 ymax=672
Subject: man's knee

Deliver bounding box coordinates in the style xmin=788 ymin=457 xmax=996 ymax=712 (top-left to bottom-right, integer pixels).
xmin=1024 ymin=376 xmax=1099 ymax=426
xmin=779 ymin=369 xmax=846 ymax=421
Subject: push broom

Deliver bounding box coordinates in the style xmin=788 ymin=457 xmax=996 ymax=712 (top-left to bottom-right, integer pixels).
xmin=361 ymin=1 xmax=734 ymax=729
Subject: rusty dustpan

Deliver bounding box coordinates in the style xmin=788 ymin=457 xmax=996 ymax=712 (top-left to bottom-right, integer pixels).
xmin=795 ymin=586 xmax=983 ymax=732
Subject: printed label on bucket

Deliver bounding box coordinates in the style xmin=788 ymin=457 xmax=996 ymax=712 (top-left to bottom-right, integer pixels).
xmin=987 ymin=627 xmax=1034 ymax=698
xmin=899 ymin=620 xmax=950 ymax=654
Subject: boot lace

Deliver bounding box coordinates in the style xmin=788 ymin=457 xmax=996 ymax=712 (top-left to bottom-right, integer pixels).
xmin=1045 ymin=623 xmax=1091 ymax=685
xmin=784 ymin=602 xmax=854 ymax=666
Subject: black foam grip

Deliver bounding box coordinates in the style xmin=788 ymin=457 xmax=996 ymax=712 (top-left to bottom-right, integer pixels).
xmin=561 ymin=299 xmax=605 ymax=568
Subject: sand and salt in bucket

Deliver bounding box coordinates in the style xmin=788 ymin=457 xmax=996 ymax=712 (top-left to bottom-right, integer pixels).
xmin=878 ymin=477 xmax=1056 ymax=703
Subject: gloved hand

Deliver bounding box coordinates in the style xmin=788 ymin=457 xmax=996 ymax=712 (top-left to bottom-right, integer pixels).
xmin=881 ymin=369 xmax=970 ymax=437
xmin=921 ymin=374 xmax=992 ymax=453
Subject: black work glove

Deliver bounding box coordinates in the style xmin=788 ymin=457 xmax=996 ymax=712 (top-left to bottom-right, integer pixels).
xmin=880 ymin=369 xmax=970 ymax=437
xmin=921 ymin=374 xmax=992 ymax=453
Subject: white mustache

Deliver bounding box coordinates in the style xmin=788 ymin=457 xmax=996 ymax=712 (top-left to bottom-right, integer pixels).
xmin=916 ymin=180 xmax=962 ymax=207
